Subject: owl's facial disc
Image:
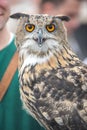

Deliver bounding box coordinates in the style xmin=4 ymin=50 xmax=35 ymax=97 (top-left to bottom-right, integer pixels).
xmin=34 ymin=28 xmax=46 ymax=47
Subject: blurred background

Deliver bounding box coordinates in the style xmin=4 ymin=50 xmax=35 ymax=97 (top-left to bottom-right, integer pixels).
xmin=7 ymin=0 xmax=87 ymax=63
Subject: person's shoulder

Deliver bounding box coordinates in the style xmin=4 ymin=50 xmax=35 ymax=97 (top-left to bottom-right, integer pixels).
xmin=8 ymin=33 xmax=17 ymax=52
xmin=9 ymin=33 xmax=16 ymax=47
xmin=10 ymin=33 xmax=15 ymax=43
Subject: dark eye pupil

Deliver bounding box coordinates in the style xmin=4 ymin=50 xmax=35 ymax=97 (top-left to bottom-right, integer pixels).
xmin=49 ymin=25 xmax=52 ymax=29
xmin=28 ymin=25 xmax=32 ymax=29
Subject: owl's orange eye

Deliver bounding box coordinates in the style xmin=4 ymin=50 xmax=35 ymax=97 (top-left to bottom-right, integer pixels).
xmin=25 ymin=24 xmax=35 ymax=32
xmin=46 ymin=24 xmax=55 ymax=32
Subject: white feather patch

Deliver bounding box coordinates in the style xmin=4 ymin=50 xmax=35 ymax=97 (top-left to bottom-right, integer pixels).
xmin=20 ymin=53 xmax=52 ymax=72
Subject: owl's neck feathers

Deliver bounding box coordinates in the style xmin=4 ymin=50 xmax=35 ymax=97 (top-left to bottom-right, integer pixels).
xmin=19 ymin=41 xmax=81 ymax=73
xmin=34 ymin=45 xmax=80 ymax=72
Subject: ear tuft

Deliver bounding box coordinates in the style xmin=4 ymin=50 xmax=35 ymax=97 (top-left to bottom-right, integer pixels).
xmin=55 ymin=15 xmax=70 ymax=22
xmin=10 ymin=13 xmax=29 ymax=19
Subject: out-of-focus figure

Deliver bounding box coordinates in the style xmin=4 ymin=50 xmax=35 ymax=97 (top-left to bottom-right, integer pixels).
xmin=39 ymin=0 xmax=85 ymax=60
xmin=74 ymin=0 xmax=87 ymax=64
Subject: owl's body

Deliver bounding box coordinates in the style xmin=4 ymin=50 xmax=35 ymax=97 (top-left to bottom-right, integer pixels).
xmin=11 ymin=14 xmax=87 ymax=130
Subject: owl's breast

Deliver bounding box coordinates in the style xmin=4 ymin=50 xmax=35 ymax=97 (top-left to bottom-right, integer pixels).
xmin=19 ymin=53 xmax=59 ymax=90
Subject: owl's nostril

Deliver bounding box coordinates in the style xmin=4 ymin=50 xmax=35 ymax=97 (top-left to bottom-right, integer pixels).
xmin=33 ymin=38 xmax=38 ymax=42
xmin=43 ymin=38 xmax=46 ymax=42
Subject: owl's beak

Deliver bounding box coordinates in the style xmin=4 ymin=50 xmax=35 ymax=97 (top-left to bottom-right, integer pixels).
xmin=34 ymin=29 xmax=46 ymax=47
xmin=38 ymin=29 xmax=45 ymax=47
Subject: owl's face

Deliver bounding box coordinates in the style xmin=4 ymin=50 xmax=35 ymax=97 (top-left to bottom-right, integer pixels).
xmin=11 ymin=13 xmax=70 ymax=57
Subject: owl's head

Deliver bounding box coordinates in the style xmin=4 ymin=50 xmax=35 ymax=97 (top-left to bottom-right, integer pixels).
xmin=11 ymin=13 xmax=70 ymax=57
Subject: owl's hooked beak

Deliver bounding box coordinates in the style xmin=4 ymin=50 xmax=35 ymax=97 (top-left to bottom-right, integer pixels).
xmin=38 ymin=29 xmax=43 ymax=47
xmin=37 ymin=29 xmax=46 ymax=47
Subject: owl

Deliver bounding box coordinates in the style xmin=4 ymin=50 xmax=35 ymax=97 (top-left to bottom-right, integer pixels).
xmin=11 ymin=13 xmax=87 ymax=130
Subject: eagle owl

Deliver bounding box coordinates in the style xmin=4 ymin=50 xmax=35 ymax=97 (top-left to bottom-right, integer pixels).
xmin=11 ymin=13 xmax=87 ymax=130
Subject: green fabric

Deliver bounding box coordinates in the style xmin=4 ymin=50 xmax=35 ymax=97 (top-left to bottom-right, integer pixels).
xmin=0 ymin=37 xmax=45 ymax=130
